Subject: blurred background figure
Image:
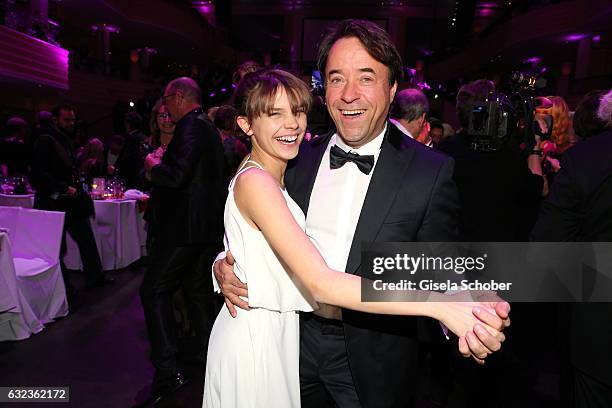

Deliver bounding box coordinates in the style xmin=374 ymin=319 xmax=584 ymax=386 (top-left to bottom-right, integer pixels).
xmin=539 ymin=96 xmax=576 ymax=154
xmin=573 ymin=90 xmax=608 ymax=140
xmin=213 ymin=104 xmax=248 ymax=185
xmin=30 ymin=104 xmax=111 ymax=298
xmin=231 ymin=60 xmax=262 ymax=85
xmin=428 ymin=117 xmax=444 ymax=146
xmin=389 ymin=88 xmax=433 ymax=147
xmin=105 ymin=134 xmax=125 ymax=177
xmin=531 ymin=88 xmax=612 ymax=408
xmin=77 ymin=138 xmax=106 ymax=183
xmin=149 ymin=98 xmax=176 ymax=150
xmin=31 ymin=110 xmax=53 ymax=144
xmin=1 ymin=116 xmax=30 ymax=176
xmin=597 ymin=89 xmax=612 ymax=128
xmin=121 ymin=111 xmax=147 ymax=189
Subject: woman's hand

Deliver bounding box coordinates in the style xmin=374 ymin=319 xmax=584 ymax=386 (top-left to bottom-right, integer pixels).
xmin=430 ymin=292 xmax=508 ymax=364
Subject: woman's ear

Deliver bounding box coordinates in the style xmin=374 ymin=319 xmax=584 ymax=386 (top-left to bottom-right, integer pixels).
xmin=236 ymin=116 xmax=254 ymax=136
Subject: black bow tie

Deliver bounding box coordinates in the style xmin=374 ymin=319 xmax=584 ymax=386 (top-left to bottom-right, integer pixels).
xmin=329 ymin=144 xmax=374 ymax=175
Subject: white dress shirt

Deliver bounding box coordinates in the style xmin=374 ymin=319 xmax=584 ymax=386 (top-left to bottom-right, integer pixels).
xmin=389 ymin=118 xmax=433 ymax=148
xmin=305 ymin=125 xmax=387 ymax=319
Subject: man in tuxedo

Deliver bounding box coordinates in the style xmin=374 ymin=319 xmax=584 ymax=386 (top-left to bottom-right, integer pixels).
xmin=214 ymin=20 xmax=510 ymax=408
xmin=531 ymin=121 xmax=612 ymax=406
xmin=30 ymin=105 xmax=110 ymax=293
xmin=140 ymin=77 xmax=225 ymax=404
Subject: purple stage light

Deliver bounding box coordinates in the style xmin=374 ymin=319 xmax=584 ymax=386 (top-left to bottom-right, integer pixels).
xmin=193 ymin=0 xmax=214 ymax=15
xmin=221 ymin=88 xmax=227 ymax=93
xmin=209 ymin=92 xmax=216 ymax=98
xmin=592 ymin=34 xmax=601 ymax=43
xmin=523 ymin=56 xmax=542 ymax=64
xmin=564 ymin=33 xmax=588 ymax=42
xmin=478 ymin=7 xmax=495 ymax=16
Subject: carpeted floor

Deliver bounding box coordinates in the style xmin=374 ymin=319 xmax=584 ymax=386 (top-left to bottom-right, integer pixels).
xmin=0 ymin=264 xmax=205 ymax=408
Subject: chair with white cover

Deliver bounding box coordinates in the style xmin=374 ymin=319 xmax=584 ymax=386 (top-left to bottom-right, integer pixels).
xmin=0 ymin=206 xmax=68 ymax=323
xmin=0 ymin=212 xmax=44 ymax=341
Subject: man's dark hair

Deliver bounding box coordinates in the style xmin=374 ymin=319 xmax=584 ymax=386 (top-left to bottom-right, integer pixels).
xmin=429 ymin=117 xmax=443 ymax=131
xmin=317 ymin=19 xmax=403 ymax=87
xmin=214 ymin=105 xmax=238 ymax=133
xmin=456 ymin=79 xmax=495 ymax=128
xmin=125 ymin=111 xmax=143 ymax=132
xmin=51 ymin=104 xmax=76 ymax=118
xmin=390 ymin=88 xmax=429 ymax=121
xmin=573 ymin=90 xmax=607 ymax=139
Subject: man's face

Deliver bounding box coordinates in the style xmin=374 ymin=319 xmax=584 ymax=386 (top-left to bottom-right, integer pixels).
xmin=325 ymin=37 xmax=397 ymax=148
xmin=430 ymin=127 xmax=443 ymax=144
xmin=55 ymin=109 xmax=76 ymax=134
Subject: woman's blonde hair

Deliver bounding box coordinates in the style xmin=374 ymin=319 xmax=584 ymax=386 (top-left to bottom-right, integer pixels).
xmin=540 ymin=96 xmax=572 ymax=149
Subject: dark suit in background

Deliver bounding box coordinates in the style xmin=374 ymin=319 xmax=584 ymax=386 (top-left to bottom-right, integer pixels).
xmin=531 ymin=130 xmax=612 ymax=408
xmin=30 ymin=128 xmax=104 ymax=288
xmin=286 ymin=124 xmax=459 ymax=408
xmin=115 ymin=130 xmax=146 ymax=189
xmin=438 ymin=131 xmax=543 ymax=241
xmin=140 ymin=108 xmax=225 ymax=380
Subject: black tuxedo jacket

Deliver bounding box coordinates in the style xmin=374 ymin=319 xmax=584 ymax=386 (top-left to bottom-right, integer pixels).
xmin=149 ymin=108 xmax=225 ymax=247
xmin=285 ymin=123 xmax=459 ymax=407
xmin=31 ymin=128 xmax=94 ymax=217
xmin=531 ymin=130 xmax=612 ymax=386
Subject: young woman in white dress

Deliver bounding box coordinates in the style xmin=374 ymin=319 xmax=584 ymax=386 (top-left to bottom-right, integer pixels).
xmin=203 ymin=68 xmax=507 ymax=408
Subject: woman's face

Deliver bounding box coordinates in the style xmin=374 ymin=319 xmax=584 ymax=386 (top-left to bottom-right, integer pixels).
xmin=239 ymin=88 xmax=307 ymax=162
xmin=157 ymin=105 xmax=176 ymax=134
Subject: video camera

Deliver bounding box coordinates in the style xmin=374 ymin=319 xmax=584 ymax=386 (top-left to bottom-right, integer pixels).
xmin=467 ymin=71 xmax=553 ymax=152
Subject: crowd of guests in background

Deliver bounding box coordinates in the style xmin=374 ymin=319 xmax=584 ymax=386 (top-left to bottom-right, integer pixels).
xmin=1 ymin=64 xmax=611 ymax=247
xmin=1 ymin=55 xmax=611 ymax=407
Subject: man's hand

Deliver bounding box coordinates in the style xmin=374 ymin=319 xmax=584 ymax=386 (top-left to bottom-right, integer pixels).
xmin=213 ymin=250 xmax=249 ymax=318
xmin=437 ymin=291 xmax=510 ymax=364
xmin=459 ymin=299 xmax=511 ymax=364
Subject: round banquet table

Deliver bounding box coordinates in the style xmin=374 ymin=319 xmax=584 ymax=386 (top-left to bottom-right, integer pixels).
xmin=64 ymin=198 xmax=147 ymax=271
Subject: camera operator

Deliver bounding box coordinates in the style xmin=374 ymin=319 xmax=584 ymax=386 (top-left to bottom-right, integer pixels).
xmin=438 ymin=79 xmax=547 ymax=242
xmin=438 ymin=79 xmax=554 ymax=406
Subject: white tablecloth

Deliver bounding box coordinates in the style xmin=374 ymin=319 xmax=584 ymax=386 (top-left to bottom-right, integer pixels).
xmin=64 ymin=199 xmax=147 ymax=271
xmin=0 ymin=193 xmax=34 ymax=208
xmin=0 ymin=232 xmax=44 ymax=341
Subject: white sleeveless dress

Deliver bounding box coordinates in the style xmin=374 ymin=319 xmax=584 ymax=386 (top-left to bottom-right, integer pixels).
xmin=203 ymin=161 xmax=317 ymax=408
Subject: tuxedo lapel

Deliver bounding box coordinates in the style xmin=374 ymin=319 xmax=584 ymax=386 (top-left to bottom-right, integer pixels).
xmin=286 ymin=130 xmax=333 ymax=215
xmin=345 ymin=125 xmax=416 ymax=275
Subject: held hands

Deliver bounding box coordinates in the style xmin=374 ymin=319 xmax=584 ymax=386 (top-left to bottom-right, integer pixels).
xmin=213 ymin=250 xmax=249 ymax=318
xmin=432 ymin=291 xmax=510 ymax=365
xmin=213 ymin=252 xmax=512 ymax=364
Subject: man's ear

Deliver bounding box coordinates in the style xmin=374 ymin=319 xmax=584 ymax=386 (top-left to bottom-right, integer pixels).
xmin=420 ymin=113 xmax=427 ymax=127
xmin=389 ymin=81 xmax=398 ymax=103
xmin=236 ymin=116 xmax=254 ymax=136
